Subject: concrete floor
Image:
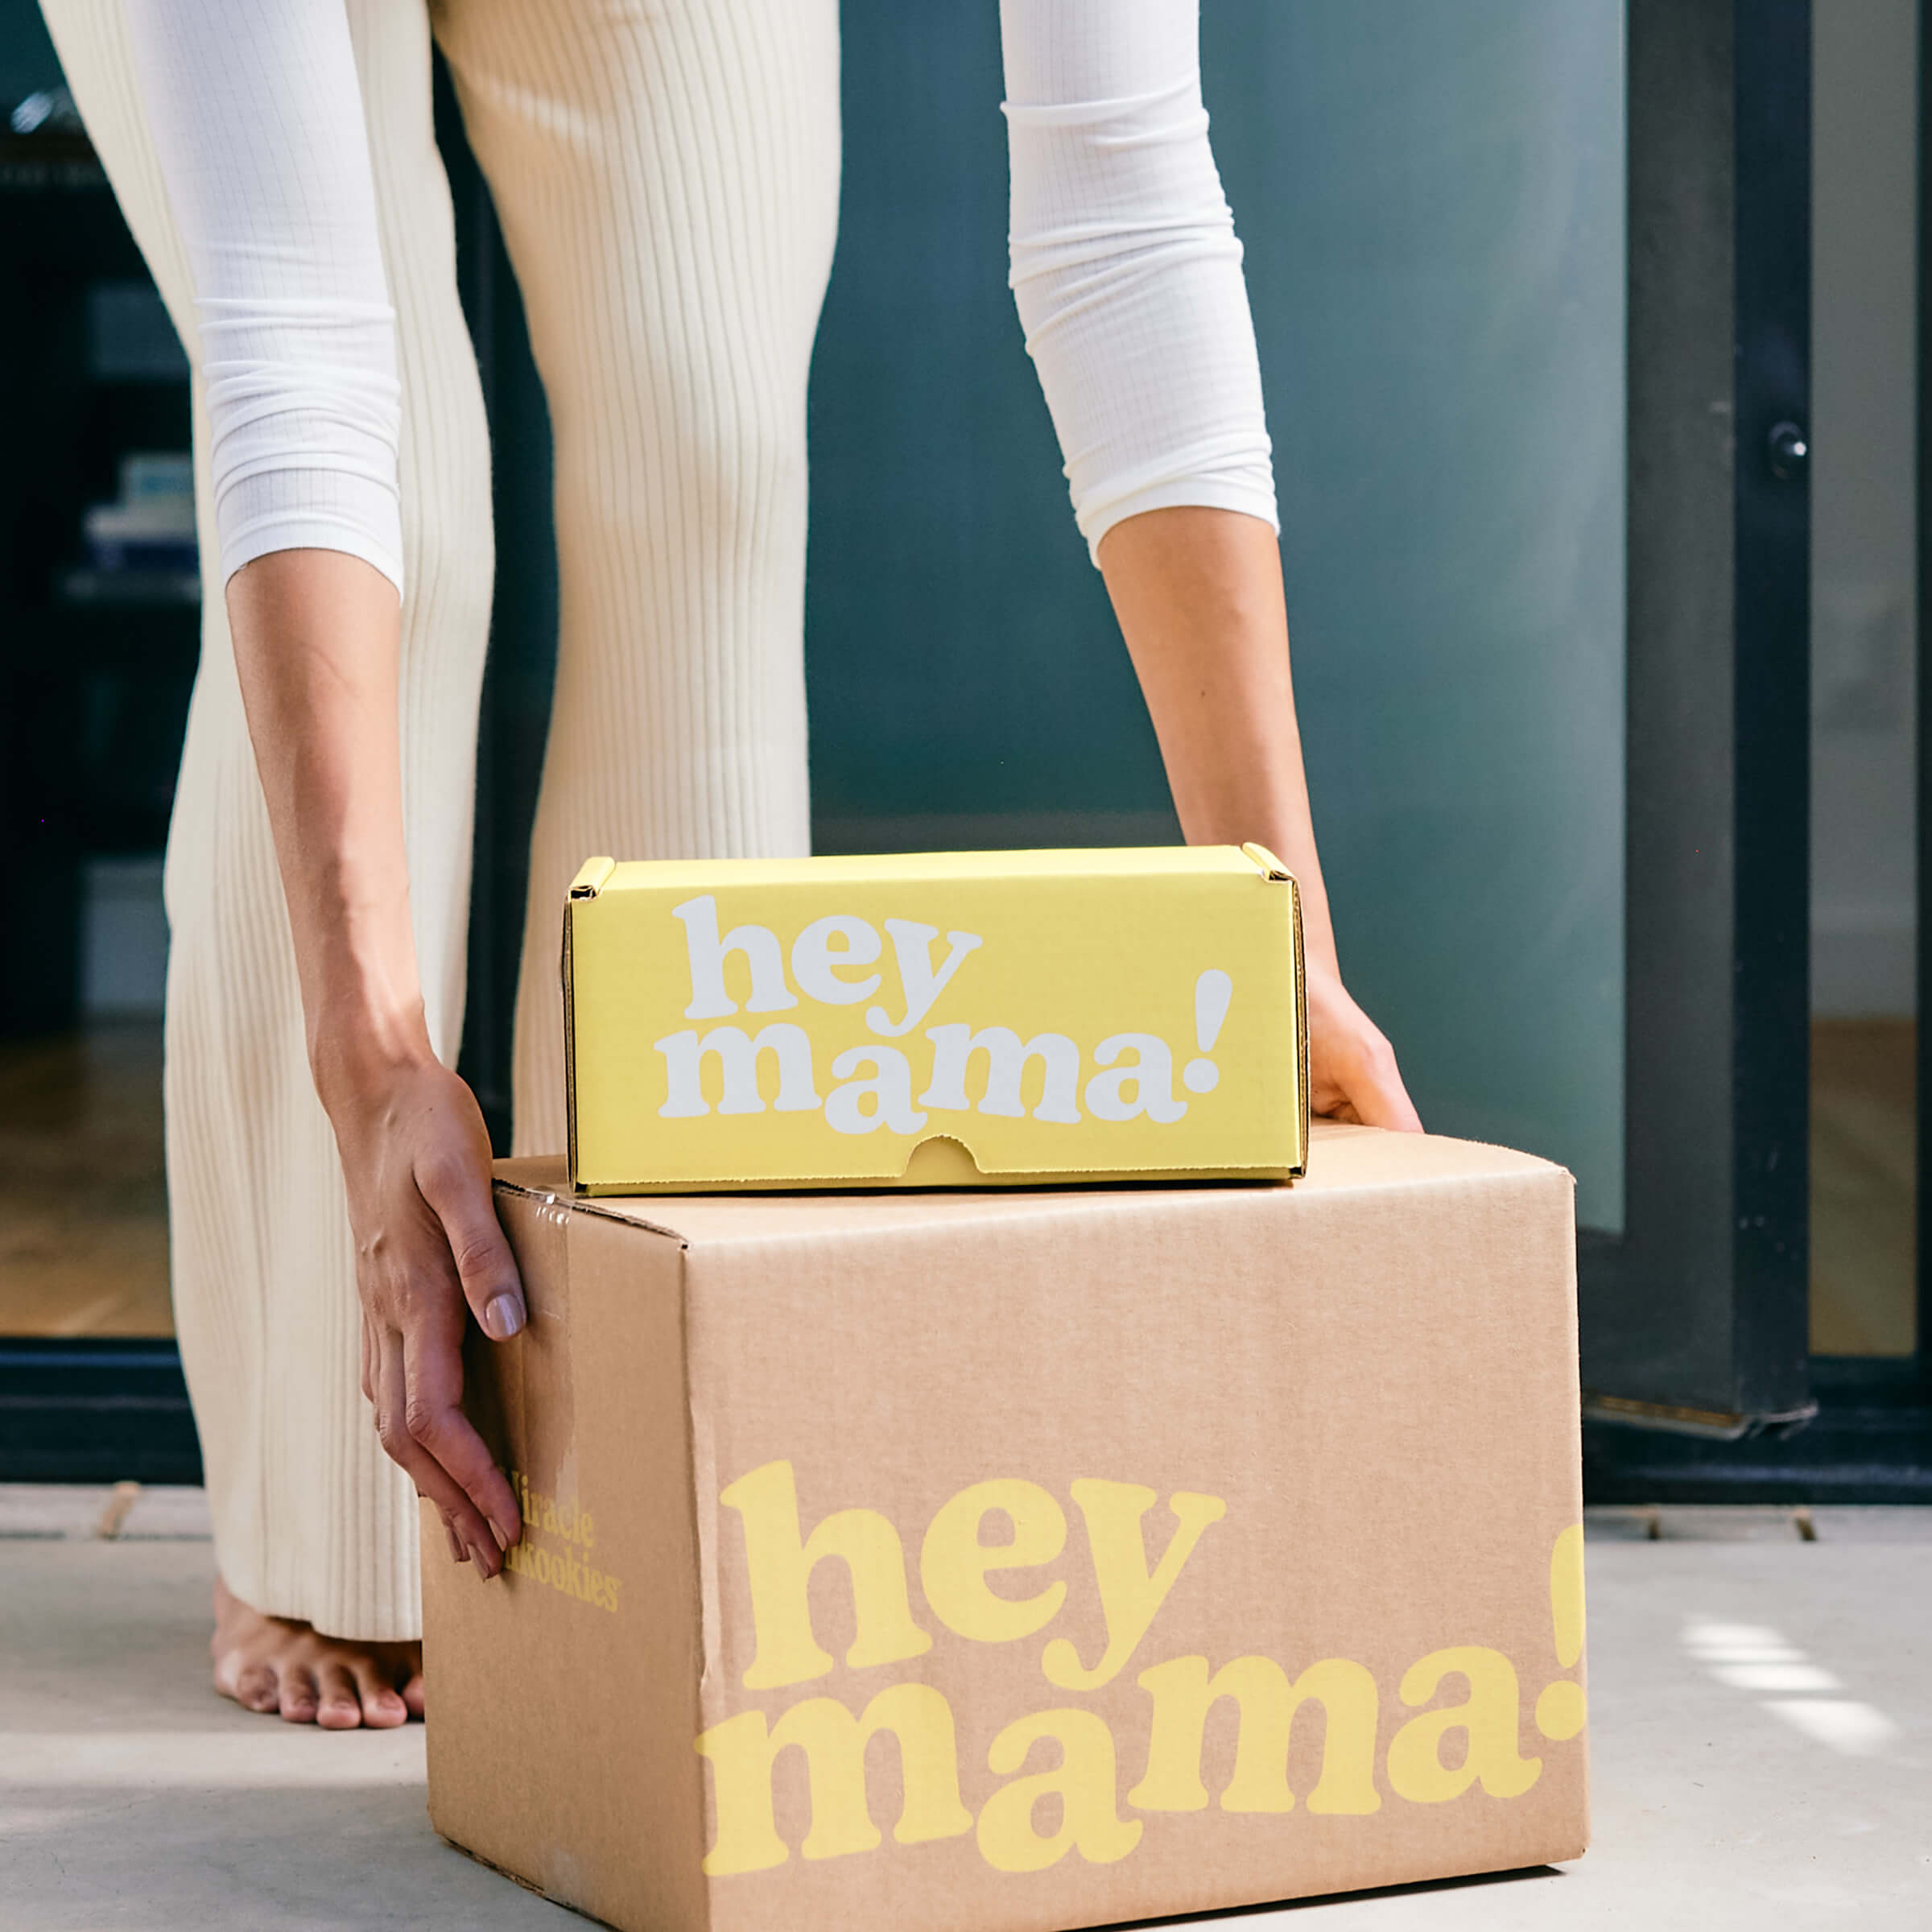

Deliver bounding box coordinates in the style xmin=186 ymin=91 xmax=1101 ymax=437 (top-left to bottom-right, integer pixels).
xmin=1 ymin=1494 xmax=1928 ymax=1932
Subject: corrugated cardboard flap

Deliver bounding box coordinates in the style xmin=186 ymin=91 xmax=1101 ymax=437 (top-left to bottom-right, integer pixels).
xmin=503 ymin=1123 xmax=1568 ymax=1250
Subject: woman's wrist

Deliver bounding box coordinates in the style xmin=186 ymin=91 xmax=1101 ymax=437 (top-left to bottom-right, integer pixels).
xmin=287 ymin=873 xmax=435 ymax=1110
xmin=307 ymin=980 xmax=438 ymax=1117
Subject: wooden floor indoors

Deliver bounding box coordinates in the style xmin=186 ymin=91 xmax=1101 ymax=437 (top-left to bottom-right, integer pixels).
xmin=0 ymin=1022 xmax=171 ymax=1336
xmin=1810 ymin=1017 xmax=1918 ymax=1357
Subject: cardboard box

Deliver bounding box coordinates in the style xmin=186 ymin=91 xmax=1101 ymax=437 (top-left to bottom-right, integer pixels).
xmin=424 ymin=1125 xmax=1587 ymax=1930
xmin=562 ymin=845 xmax=1308 ymax=1193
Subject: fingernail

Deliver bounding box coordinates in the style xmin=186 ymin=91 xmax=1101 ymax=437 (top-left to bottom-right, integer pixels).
xmin=485 ymin=1517 xmax=510 ymax=1553
xmin=444 ymin=1521 xmax=466 ymax=1564
xmin=470 ymin=1539 xmax=498 ymax=1577
xmin=482 ymin=1293 xmax=526 ymax=1341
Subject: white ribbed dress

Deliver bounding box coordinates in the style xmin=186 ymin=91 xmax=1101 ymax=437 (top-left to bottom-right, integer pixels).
xmin=39 ymin=0 xmax=1278 ymax=1639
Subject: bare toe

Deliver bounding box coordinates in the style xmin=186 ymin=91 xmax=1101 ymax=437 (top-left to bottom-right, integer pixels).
xmin=315 ymin=1662 xmax=362 ymax=1731
xmin=351 ymin=1658 xmax=408 ymax=1729
xmin=235 ymin=1661 xmax=281 ymax=1715
xmin=278 ymin=1666 xmax=320 ymax=1724
xmin=210 ymin=1583 xmax=422 ymax=1732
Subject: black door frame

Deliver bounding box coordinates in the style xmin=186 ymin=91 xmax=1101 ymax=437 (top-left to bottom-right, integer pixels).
xmin=0 ymin=1339 xmax=200 ymax=1484
xmin=1920 ymin=0 xmax=1932 ymax=1422
xmin=1580 ymin=0 xmax=1814 ymax=1439
xmin=1585 ymin=0 xmax=1932 ymax=1501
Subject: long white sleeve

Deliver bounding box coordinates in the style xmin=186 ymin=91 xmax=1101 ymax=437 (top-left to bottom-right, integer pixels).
xmin=122 ymin=0 xmax=404 ymax=594
xmin=1001 ymin=0 xmax=1278 ymax=565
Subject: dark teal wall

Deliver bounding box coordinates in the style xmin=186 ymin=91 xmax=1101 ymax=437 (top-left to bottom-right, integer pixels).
xmin=804 ymin=5 xmax=1164 ymax=836
xmin=0 ymin=2 xmax=60 ymax=104
xmin=807 ymin=2 xmax=1627 ymax=1224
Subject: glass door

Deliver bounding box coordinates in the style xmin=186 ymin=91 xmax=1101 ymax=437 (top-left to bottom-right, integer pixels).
xmin=1809 ymin=0 xmax=1918 ymax=1368
xmin=1588 ymin=0 xmax=1932 ymax=1496
xmin=0 ymin=19 xmax=197 ymax=1481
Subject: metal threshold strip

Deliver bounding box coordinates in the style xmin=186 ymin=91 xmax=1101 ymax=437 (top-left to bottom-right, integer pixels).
xmin=1582 ymin=1391 xmax=1822 ymax=1442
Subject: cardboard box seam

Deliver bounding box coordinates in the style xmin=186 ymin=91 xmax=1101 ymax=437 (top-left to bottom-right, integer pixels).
xmin=570 ymin=1163 xmax=1303 ymax=1198
xmin=672 ymin=1242 xmax=719 ymax=1932
xmin=492 ymin=1177 xmax=691 ymax=1249
xmin=504 ymin=1165 xmax=1573 ymax=1257
xmin=562 ymin=902 xmax=580 ymax=1186
xmin=569 ymin=845 xmax=1289 ymax=894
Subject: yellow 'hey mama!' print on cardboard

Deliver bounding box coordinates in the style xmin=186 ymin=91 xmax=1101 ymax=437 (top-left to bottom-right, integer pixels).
xmin=694 ymin=1461 xmax=1587 ymax=1880
xmin=562 ymin=846 xmax=1309 ymax=1192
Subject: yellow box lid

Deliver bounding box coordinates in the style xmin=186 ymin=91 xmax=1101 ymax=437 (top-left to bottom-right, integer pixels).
xmin=563 ymin=845 xmax=1307 ymax=1193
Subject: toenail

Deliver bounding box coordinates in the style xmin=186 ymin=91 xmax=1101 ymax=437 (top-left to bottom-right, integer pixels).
xmin=482 ymin=1293 xmax=525 ymax=1340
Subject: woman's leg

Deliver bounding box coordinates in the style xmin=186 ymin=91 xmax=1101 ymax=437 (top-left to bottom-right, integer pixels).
xmin=431 ymin=0 xmax=842 ymax=1154
xmin=39 ymin=0 xmax=493 ymax=1666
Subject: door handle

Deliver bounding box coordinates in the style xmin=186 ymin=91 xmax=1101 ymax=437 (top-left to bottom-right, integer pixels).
xmin=1767 ymin=419 xmax=1809 ymax=481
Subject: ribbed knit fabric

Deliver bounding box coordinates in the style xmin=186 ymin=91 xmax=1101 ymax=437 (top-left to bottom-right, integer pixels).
xmin=122 ymin=0 xmax=407 ymax=593
xmin=430 ymin=0 xmax=841 ymax=1159
xmin=113 ymin=1 xmax=1269 ymax=609
xmin=1001 ymin=0 xmax=1277 ymax=562
xmin=44 ymin=0 xmax=485 ymax=1639
xmin=41 ymin=0 xmax=837 ymax=1639
xmin=41 ymin=0 xmax=1269 ymax=1641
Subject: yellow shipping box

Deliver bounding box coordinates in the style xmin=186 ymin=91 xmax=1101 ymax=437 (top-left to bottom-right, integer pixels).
xmin=424 ymin=1126 xmax=1587 ymax=1931
xmin=562 ymin=844 xmax=1308 ymax=1193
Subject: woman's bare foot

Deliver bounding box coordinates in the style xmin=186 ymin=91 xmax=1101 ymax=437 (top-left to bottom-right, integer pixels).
xmin=212 ymin=1578 xmax=425 ymax=1728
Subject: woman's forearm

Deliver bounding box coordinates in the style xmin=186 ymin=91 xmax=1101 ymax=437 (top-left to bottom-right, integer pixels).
xmin=225 ymin=546 xmax=526 ymax=1565
xmin=225 ymin=549 xmax=432 ymax=1103
xmin=1099 ymin=505 xmax=1421 ymax=1129
xmin=1097 ymin=506 xmax=1340 ymax=973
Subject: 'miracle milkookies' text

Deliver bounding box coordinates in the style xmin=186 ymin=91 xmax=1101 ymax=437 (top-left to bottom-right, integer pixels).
xmin=503 ymin=1471 xmax=621 ymax=1613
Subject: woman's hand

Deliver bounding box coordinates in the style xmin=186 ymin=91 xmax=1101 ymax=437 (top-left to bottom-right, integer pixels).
xmin=325 ymin=1047 xmax=526 ymax=1577
xmin=1305 ymin=955 xmax=1422 ymax=1130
